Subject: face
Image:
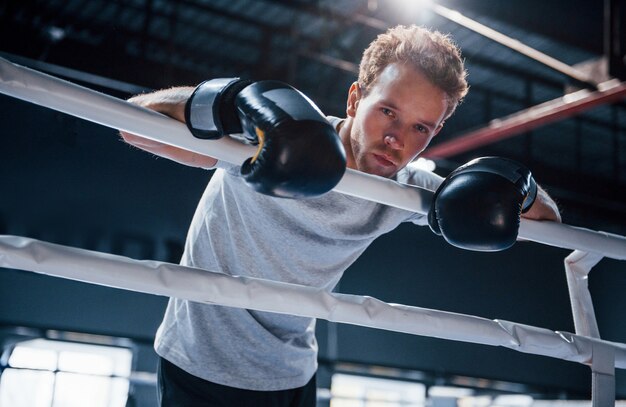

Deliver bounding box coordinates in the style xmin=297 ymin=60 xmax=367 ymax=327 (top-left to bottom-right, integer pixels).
xmin=342 ymin=63 xmax=448 ymax=178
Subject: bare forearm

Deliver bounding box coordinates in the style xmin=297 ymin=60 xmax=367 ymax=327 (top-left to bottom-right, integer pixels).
xmin=120 ymin=86 xmax=217 ymax=168
xmin=522 ymin=185 xmax=561 ymax=222
xmin=127 ymin=86 xmax=193 ymax=121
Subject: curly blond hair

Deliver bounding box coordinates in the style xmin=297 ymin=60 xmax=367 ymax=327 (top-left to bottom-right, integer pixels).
xmin=358 ymin=25 xmax=469 ymax=119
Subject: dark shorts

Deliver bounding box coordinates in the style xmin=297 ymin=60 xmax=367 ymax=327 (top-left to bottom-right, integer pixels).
xmin=157 ymin=357 xmax=317 ymax=407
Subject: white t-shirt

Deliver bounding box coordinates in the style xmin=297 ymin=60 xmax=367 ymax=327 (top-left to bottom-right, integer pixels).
xmin=154 ymin=117 xmax=444 ymax=390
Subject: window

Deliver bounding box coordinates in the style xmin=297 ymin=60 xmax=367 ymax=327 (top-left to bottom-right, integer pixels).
xmin=0 ymin=338 xmax=132 ymax=407
xmin=330 ymin=373 xmax=426 ymax=407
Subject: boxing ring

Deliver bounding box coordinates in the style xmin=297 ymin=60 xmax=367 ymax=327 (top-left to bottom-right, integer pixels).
xmin=1 ymin=57 xmax=626 ymax=405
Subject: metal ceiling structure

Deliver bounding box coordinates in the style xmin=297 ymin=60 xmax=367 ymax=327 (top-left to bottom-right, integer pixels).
xmin=1 ymin=0 xmax=625 ymax=234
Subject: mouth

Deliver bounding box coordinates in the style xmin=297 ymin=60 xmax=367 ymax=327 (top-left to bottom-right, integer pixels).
xmin=372 ymin=153 xmax=396 ymax=167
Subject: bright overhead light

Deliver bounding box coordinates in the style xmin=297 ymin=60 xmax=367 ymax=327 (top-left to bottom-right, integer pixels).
xmin=395 ymin=0 xmax=434 ymax=14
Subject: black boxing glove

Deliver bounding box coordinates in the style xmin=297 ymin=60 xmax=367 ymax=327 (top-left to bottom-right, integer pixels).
xmin=428 ymin=157 xmax=538 ymax=251
xmin=185 ymin=78 xmax=346 ymax=198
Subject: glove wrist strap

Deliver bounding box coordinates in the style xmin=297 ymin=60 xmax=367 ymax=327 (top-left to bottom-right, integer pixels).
xmin=185 ymin=78 xmax=251 ymax=139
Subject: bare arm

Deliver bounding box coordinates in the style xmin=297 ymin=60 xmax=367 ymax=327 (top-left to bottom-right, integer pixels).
xmin=521 ymin=185 xmax=562 ymax=222
xmin=120 ymin=86 xmax=218 ymax=168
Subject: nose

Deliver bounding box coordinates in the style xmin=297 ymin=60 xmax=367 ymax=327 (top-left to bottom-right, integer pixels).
xmin=384 ymin=133 xmax=404 ymax=150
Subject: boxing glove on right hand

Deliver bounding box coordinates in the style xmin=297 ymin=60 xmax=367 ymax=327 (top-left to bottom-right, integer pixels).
xmin=185 ymin=78 xmax=346 ymax=199
xmin=185 ymin=77 xmax=252 ymax=140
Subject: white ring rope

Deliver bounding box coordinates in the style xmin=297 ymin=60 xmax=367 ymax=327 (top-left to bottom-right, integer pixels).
xmin=1 ymin=235 xmax=625 ymax=369
xmin=1 ymin=56 xmax=625 ymax=260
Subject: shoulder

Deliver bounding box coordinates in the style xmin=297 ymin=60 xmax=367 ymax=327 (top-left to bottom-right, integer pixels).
xmin=325 ymin=115 xmax=344 ymax=131
xmin=394 ymin=161 xmax=444 ymax=192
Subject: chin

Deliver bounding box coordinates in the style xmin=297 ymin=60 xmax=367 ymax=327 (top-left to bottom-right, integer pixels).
xmin=356 ymin=155 xmax=397 ymax=178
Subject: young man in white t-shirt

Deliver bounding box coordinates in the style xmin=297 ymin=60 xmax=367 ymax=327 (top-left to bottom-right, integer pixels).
xmin=121 ymin=25 xmax=560 ymax=407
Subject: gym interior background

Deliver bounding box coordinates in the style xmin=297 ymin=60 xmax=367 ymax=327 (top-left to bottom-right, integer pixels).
xmin=1 ymin=0 xmax=625 ymax=405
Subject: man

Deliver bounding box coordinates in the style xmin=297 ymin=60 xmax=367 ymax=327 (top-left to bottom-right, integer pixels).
xmin=121 ymin=25 xmax=560 ymax=406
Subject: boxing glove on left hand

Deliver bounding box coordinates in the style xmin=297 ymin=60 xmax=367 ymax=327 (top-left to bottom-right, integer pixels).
xmin=428 ymin=157 xmax=538 ymax=251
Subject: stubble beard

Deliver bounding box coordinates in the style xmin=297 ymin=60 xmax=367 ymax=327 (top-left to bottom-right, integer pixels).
xmin=350 ymin=124 xmax=398 ymax=178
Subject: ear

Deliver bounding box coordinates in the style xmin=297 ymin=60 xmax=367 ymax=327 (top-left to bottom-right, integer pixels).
xmin=433 ymin=121 xmax=445 ymax=137
xmin=346 ymin=82 xmax=362 ymax=118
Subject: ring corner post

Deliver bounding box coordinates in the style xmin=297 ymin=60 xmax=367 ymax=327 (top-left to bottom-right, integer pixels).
xmin=590 ymin=343 xmax=616 ymax=407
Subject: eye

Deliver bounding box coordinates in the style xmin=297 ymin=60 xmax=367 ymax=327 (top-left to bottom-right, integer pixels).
xmin=414 ymin=124 xmax=428 ymax=134
xmin=381 ymin=107 xmax=394 ymax=118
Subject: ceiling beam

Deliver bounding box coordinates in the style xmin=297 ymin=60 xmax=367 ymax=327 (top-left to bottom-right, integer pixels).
xmin=262 ymin=0 xmax=387 ymax=30
xmin=430 ymin=3 xmax=599 ymax=88
xmin=423 ymin=81 xmax=626 ymax=159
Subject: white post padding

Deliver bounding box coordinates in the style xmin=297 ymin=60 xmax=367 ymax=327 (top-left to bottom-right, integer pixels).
xmin=1 ymin=234 xmax=626 ymax=369
xmin=564 ymin=251 xmax=617 ymax=406
xmin=565 ymin=250 xmax=603 ymax=338
xmin=2 ymin=56 xmax=626 ymax=259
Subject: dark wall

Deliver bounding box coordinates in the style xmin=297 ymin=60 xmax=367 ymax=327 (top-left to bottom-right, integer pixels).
xmin=1 ymin=93 xmax=626 ymax=398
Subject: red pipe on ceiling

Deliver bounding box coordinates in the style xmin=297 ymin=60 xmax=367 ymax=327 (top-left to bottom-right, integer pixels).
xmin=423 ymin=81 xmax=626 ymax=159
